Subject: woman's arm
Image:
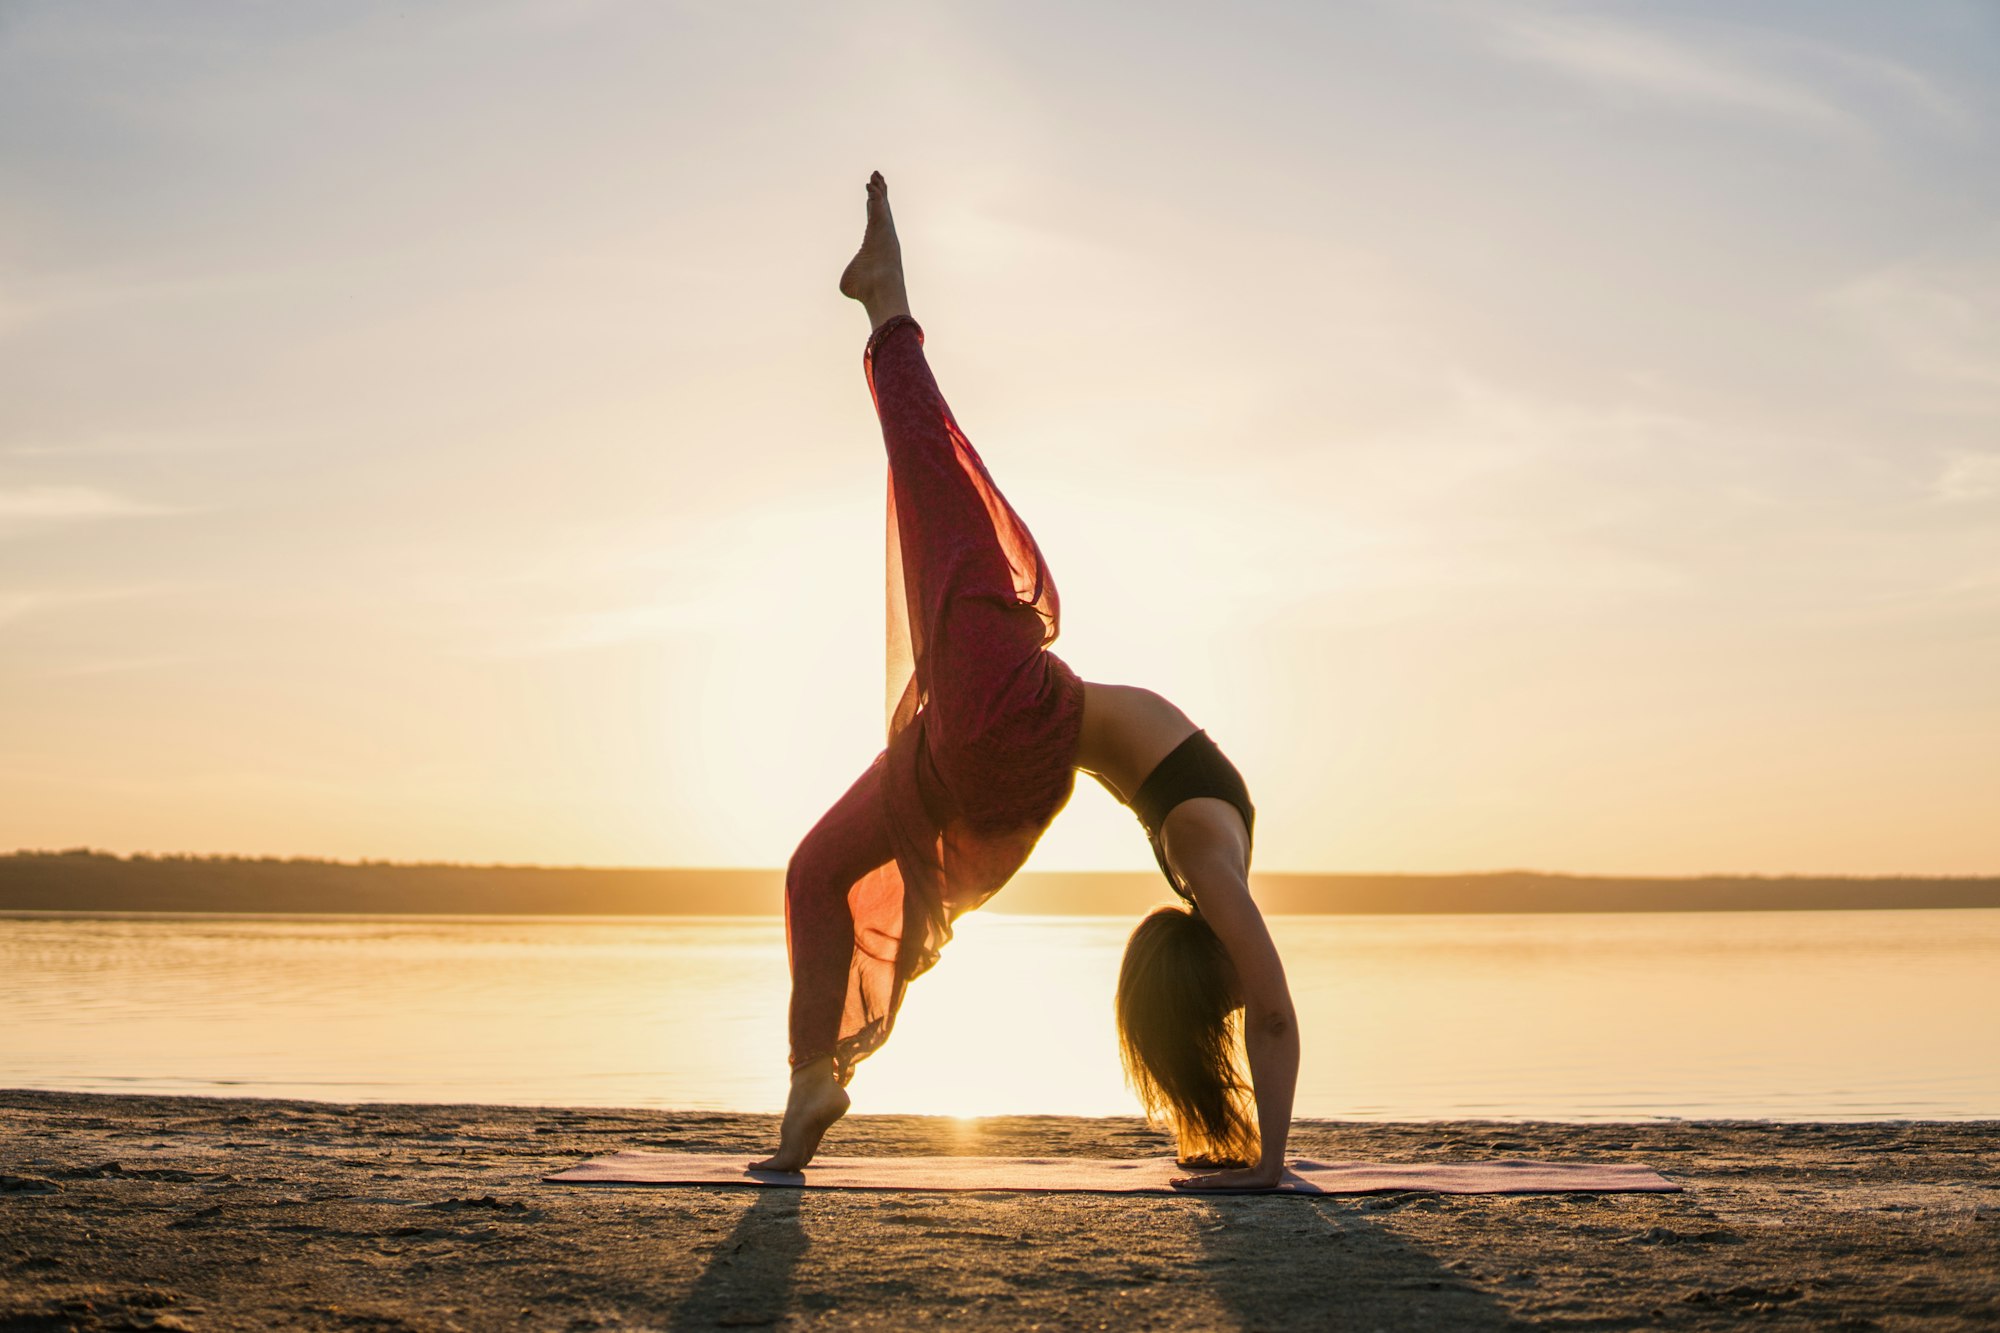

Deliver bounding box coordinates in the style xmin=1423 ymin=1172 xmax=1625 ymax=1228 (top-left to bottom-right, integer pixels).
xmin=1164 ymin=807 xmax=1299 ymax=1191
xmin=1236 ymin=977 xmax=1301 ymax=1189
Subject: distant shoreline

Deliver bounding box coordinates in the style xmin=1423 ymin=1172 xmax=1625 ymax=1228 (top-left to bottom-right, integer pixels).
xmin=5 ymin=850 xmax=1999 ymax=916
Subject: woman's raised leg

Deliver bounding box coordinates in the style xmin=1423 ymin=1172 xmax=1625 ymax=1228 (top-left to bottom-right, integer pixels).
xmin=847 ymin=173 xmax=1065 ymax=752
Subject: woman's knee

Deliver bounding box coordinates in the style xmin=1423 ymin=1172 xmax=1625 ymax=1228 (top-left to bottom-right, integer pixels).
xmin=785 ymin=837 xmax=836 ymax=913
xmin=787 ymin=759 xmax=893 ymax=905
xmin=785 ymin=817 xmax=883 ymax=920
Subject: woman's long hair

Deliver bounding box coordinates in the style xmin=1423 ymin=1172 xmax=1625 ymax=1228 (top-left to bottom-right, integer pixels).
xmin=1115 ymin=905 xmax=1257 ymax=1165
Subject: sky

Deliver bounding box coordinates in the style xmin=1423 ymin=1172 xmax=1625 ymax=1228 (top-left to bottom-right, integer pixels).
xmin=2 ymin=0 xmax=1996 ymax=875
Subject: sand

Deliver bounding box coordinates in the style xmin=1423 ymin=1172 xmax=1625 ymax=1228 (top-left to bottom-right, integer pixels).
xmin=2 ymin=1091 xmax=1995 ymax=1331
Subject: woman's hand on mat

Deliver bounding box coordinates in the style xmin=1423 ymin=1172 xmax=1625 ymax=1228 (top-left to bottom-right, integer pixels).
xmin=1171 ymin=1163 xmax=1286 ymax=1192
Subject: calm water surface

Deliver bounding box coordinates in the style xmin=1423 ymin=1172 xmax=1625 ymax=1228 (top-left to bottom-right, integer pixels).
xmin=6 ymin=909 xmax=1997 ymax=1120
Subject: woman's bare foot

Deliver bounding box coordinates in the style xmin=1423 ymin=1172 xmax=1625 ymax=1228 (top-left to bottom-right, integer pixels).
xmin=838 ymin=170 xmax=911 ymax=331
xmin=750 ymin=1057 xmax=851 ymax=1172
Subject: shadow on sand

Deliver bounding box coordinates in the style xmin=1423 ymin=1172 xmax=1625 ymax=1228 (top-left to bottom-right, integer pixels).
xmin=664 ymin=1184 xmax=1523 ymax=1330
xmin=1194 ymin=1194 xmax=1525 ymax=1331
xmin=669 ymin=1189 xmax=807 ymax=1329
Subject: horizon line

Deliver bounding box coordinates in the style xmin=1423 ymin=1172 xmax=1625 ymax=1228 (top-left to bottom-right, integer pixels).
xmin=6 ymin=849 xmax=1998 ymax=882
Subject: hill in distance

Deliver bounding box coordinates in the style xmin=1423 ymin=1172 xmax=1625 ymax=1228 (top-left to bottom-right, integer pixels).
xmin=4 ymin=850 xmax=1999 ymax=916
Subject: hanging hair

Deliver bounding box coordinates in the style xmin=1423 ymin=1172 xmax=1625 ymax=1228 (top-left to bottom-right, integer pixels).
xmin=1115 ymin=905 xmax=1258 ymax=1166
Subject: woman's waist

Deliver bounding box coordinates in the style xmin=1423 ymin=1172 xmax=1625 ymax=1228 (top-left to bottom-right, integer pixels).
xmin=911 ymin=659 xmax=1084 ymax=826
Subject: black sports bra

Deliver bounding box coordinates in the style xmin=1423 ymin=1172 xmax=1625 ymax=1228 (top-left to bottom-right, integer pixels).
xmin=1117 ymin=729 xmax=1256 ymax=903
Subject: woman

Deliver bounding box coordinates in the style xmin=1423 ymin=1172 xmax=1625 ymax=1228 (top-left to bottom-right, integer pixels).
xmin=753 ymin=173 xmax=1297 ymax=1191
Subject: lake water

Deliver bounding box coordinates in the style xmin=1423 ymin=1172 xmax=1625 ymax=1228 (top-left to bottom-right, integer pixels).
xmin=5 ymin=909 xmax=1997 ymax=1121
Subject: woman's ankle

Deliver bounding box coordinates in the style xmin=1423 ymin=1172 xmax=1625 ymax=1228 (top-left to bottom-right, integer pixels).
xmin=791 ymin=1054 xmax=838 ymax=1089
xmin=865 ymin=294 xmax=912 ymax=332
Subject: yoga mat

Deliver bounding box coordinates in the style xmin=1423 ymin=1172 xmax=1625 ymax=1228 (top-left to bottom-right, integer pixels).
xmin=545 ymin=1152 xmax=1679 ymax=1196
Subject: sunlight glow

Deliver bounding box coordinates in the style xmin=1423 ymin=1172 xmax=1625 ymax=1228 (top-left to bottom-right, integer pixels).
xmin=857 ymin=915 xmax=1136 ymax=1118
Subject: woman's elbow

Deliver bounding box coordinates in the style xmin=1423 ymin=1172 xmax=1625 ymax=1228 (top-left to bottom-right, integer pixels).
xmin=1246 ymin=1002 xmax=1297 ymax=1041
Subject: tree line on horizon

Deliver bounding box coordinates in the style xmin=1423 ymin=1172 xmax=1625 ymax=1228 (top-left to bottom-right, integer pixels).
xmin=3 ymin=849 xmax=1997 ymax=916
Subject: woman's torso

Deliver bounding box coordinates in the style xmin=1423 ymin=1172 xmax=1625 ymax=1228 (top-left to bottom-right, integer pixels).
xmin=1074 ymin=682 xmax=1201 ymax=804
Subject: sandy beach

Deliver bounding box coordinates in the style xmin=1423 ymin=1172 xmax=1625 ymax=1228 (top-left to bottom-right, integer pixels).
xmin=1 ymin=1092 xmax=1994 ymax=1330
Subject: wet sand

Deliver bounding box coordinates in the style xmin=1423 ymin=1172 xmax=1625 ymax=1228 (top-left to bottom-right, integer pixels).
xmin=2 ymin=1091 xmax=1995 ymax=1330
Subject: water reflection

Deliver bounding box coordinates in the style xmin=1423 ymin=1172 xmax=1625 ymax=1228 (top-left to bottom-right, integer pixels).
xmin=3 ymin=909 xmax=1996 ymax=1119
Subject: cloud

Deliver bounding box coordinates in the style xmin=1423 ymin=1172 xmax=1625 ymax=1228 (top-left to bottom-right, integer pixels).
xmin=0 ymin=485 xmax=177 ymax=533
xmin=3 ymin=434 xmax=229 ymax=459
xmin=1828 ymin=247 xmax=2000 ymax=408
xmin=498 ymin=598 xmax=737 ymax=657
xmin=1935 ymin=452 xmax=2000 ymax=503
xmin=45 ymin=654 xmax=202 ymax=678
xmin=435 ymin=491 xmax=880 ymax=658
xmin=1175 ymin=368 xmax=1726 ymax=622
xmin=1485 ymin=8 xmax=1853 ymax=130
xmin=1812 ymin=43 xmax=1970 ymax=131
xmin=1471 ymin=5 xmax=1962 ymax=138
xmin=0 ymin=584 xmax=163 ymax=628
xmin=0 ymin=591 xmax=48 ymax=628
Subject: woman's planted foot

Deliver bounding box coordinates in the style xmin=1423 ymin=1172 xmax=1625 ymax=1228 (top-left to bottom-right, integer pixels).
xmin=750 ymin=1058 xmax=851 ymax=1172
xmin=838 ymin=170 xmax=911 ymax=330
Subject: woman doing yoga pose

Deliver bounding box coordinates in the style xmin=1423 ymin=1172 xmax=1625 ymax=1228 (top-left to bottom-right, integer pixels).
xmin=753 ymin=173 xmax=1298 ymax=1191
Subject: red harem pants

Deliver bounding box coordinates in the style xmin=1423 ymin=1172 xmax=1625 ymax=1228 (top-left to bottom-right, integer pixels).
xmin=785 ymin=316 xmax=1085 ymax=1083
